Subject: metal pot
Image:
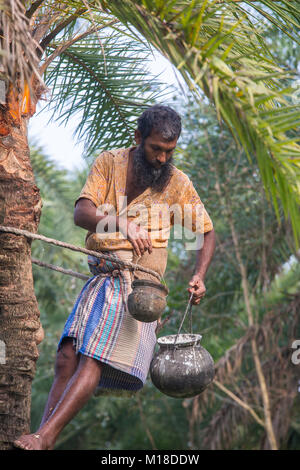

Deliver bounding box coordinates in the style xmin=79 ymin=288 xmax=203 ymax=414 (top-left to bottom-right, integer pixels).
xmin=127 ymin=279 xmax=169 ymax=323
xmin=150 ymin=333 xmax=215 ymax=398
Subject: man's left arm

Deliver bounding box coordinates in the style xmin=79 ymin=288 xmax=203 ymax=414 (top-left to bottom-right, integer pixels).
xmin=188 ymin=229 xmax=216 ymax=305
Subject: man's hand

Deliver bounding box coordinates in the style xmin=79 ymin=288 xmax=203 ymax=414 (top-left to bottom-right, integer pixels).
xmin=188 ymin=274 xmax=206 ymax=305
xmin=188 ymin=229 xmax=215 ymax=305
xmin=74 ymin=200 xmax=153 ymax=257
xmin=118 ymin=219 xmax=152 ymax=257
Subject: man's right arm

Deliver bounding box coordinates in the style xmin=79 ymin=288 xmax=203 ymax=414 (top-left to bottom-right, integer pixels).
xmin=74 ymin=198 xmax=110 ymax=233
xmin=74 ymin=198 xmax=152 ymax=257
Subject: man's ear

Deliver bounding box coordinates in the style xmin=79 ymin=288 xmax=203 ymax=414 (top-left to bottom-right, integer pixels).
xmin=134 ymin=129 xmax=142 ymax=145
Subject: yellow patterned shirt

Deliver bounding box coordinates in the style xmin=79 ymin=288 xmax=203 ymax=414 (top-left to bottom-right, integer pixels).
xmin=76 ymin=147 xmax=213 ymax=251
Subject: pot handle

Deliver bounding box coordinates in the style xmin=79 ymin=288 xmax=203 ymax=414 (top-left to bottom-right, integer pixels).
xmin=174 ymin=292 xmax=194 ymax=346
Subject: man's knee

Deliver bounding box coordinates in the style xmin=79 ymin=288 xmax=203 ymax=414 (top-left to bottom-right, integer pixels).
xmin=77 ymin=355 xmax=103 ymax=385
xmin=55 ymin=338 xmax=77 ymax=378
xmin=78 ymin=354 xmax=102 ymax=372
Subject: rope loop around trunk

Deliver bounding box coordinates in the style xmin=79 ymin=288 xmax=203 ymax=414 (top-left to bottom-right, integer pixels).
xmin=0 ymin=225 xmax=162 ymax=282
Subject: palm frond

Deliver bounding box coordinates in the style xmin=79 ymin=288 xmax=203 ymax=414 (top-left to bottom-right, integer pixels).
xmin=100 ymin=0 xmax=300 ymax=246
xmin=236 ymin=0 xmax=300 ymax=45
xmin=43 ymin=30 xmax=165 ymax=156
xmin=0 ymin=0 xmax=43 ymax=88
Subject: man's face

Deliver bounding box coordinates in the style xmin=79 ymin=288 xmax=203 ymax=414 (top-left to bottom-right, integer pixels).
xmin=142 ymin=130 xmax=178 ymax=169
xmin=132 ymin=129 xmax=178 ymax=192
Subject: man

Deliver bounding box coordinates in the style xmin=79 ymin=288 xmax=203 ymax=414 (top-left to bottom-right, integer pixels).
xmin=14 ymin=105 xmax=215 ymax=450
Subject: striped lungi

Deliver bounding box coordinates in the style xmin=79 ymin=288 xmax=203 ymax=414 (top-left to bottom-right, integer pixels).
xmin=58 ymin=248 xmax=168 ymax=395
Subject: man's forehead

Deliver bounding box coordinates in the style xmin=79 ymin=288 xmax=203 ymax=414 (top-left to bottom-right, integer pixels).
xmin=146 ymin=130 xmax=178 ymax=146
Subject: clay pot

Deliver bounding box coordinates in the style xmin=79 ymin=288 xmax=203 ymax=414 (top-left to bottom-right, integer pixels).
xmin=127 ymin=279 xmax=169 ymax=323
xmin=150 ymin=333 xmax=215 ymax=398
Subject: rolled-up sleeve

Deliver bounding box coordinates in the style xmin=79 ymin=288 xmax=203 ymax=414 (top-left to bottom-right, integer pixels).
xmin=179 ymin=180 xmax=213 ymax=234
xmin=75 ymin=152 xmax=109 ymax=208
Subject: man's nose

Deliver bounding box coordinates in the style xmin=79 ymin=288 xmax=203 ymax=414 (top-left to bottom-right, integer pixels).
xmin=157 ymin=152 xmax=167 ymax=164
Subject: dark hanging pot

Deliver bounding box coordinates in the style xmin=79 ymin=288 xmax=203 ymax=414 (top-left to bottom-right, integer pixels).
xmin=127 ymin=279 xmax=169 ymax=323
xmin=150 ymin=295 xmax=215 ymax=398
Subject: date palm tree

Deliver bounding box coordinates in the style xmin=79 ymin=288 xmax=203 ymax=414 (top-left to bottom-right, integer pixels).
xmin=0 ymin=0 xmax=162 ymax=449
xmin=0 ymin=0 xmax=299 ymax=449
xmin=103 ymin=0 xmax=300 ymax=243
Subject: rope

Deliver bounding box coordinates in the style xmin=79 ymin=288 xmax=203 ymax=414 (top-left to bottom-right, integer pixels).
xmin=32 ymin=259 xmax=128 ymax=312
xmin=132 ymin=255 xmax=141 ymax=279
xmin=174 ymin=292 xmax=194 ymax=346
xmin=0 ymin=225 xmax=161 ymax=282
xmin=31 ymin=258 xmax=90 ymax=281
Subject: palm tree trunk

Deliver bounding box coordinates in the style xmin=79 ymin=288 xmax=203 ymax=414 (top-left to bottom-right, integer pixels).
xmin=0 ymin=82 xmax=43 ymax=449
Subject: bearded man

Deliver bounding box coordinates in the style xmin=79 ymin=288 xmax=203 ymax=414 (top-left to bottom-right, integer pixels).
xmin=14 ymin=104 xmax=215 ymax=450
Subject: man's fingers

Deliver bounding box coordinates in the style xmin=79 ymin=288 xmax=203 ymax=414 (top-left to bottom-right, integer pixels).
xmin=146 ymin=234 xmax=153 ymax=253
xmin=188 ymin=284 xmax=206 ymax=295
xmin=193 ymin=295 xmax=204 ymax=304
xmin=145 ymin=237 xmax=152 ymax=254
xmin=187 ymin=287 xmax=206 ymax=305
xmin=131 ymin=240 xmax=141 ymax=257
xmin=127 ymin=223 xmax=152 ymax=256
xmin=136 ymin=238 xmax=145 ymax=255
xmin=140 ymin=230 xmax=153 ymax=254
xmin=138 ymin=233 xmax=152 ymax=254
xmin=130 ymin=237 xmax=152 ymax=257
xmin=188 ymin=277 xmax=206 ymax=305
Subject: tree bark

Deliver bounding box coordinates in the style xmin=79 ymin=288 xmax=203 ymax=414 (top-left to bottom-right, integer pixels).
xmin=0 ymin=82 xmax=43 ymax=449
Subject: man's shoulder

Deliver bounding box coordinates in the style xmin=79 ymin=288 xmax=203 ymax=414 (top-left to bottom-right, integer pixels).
xmin=161 ymin=166 xmax=194 ymax=204
xmin=95 ymin=147 xmax=128 ymax=162
xmin=170 ymin=165 xmax=192 ymax=188
xmin=93 ymin=148 xmax=129 ymax=171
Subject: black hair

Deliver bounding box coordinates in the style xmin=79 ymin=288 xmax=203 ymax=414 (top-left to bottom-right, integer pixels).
xmin=137 ymin=104 xmax=182 ymax=141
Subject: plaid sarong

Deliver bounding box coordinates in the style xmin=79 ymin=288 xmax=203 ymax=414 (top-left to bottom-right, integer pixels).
xmin=58 ymin=249 xmax=164 ymax=395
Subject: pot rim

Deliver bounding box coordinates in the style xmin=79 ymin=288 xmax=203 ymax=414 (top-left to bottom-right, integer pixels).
xmin=131 ymin=279 xmax=169 ymax=295
xmin=157 ymin=333 xmax=202 ymax=348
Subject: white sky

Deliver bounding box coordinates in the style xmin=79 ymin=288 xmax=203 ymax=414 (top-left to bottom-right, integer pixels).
xmin=28 ymin=52 xmax=187 ymax=172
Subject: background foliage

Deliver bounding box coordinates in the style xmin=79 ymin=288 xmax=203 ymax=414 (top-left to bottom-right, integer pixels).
xmin=29 ymin=93 xmax=300 ymax=449
xmin=0 ymin=0 xmax=299 ymax=450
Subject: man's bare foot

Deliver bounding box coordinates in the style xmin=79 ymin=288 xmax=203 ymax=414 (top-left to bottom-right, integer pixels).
xmin=13 ymin=433 xmax=53 ymax=450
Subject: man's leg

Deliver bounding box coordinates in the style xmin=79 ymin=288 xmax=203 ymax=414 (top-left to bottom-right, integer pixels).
xmin=14 ymin=353 xmax=102 ymax=450
xmin=39 ymin=338 xmax=80 ymax=427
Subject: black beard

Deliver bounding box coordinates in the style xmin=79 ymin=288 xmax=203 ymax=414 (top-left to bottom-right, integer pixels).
xmin=132 ymin=144 xmax=174 ymax=193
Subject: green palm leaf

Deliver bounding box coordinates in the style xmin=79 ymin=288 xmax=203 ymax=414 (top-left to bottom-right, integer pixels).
xmin=43 ymin=30 xmax=164 ymax=156
xmin=2 ymin=1 xmax=299 ymax=244
xmin=99 ymin=0 xmax=300 ymax=246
